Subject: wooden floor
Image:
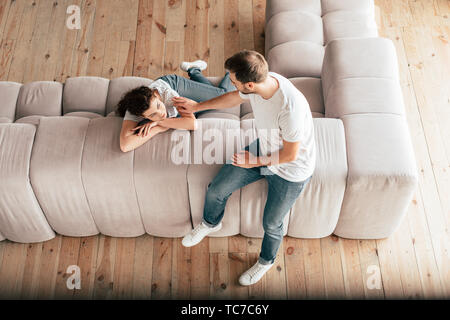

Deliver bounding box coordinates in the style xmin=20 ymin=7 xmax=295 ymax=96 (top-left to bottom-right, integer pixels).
xmin=0 ymin=0 xmax=449 ymax=300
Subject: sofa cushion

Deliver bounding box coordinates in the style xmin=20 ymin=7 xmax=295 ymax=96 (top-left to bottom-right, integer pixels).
xmin=267 ymin=41 xmax=324 ymax=78
xmin=325 ymin=78 xmax=405 ymax=118
xmin=133 ymin=128 xmax=192 ymax=237
xmin=81 ymin=117 xmax=146 ymax=237
xmin=266 ymin=0 xmax=321 ymax=22
xmin=105 ymin=76 xmax=154 ymax=116
xmin=322 ymin=38 xmax=400 ymax=100
xmin=15 ymin=115 xmax=44 ymax=126
xmin=335 ymin=113 xmax=418 ymax=239
xmin=16 ymin=81 xmax=63 ymax=119
xmin=323 ymin=10 xmax=378 ymax=44
xmin=63 ymin=76 xmax=110 ymax=116
xmin=30 ymin=117 xmax=99 ymax=237
xmin=322 ymin=38 xmax=403 ymax=118
xmin=0 ymin=81 xmax=21 ymax=121
xmin=64 ymin=111 xmax=104 ymax=119
xmin=288 ymin=118 xmax=347 ymax=238
xmin=264 ymin=0 xmax=378 ymax=82
xmin=0 ymin=117 xmax=12 ymax=124
xmin=239 ymin=118 xmax=347 ymax=238
xmin=197 ymin=111 xmax=240 ymax=121
xmin=187 ymin=119 xmax=242 ymax=236
xmin=241 ymin=112 xmax=254 ymax=120
xmin=240 ymin=100 xmax=253 ymax=118
xmin=312 ymin=112 xmax=324 ymax=118
xmin=321 ymin=0 xmax=375 ymax=15
xmin=290 ymin=77 xmax=324 ymax=115
xmin=265 ymin=11 xmax=324 ymax=53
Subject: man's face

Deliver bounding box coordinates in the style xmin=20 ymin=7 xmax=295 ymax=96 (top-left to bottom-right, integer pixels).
xmin=229 ymin=72 xmax=255 ymax=94
xmin=142 ymin=97 xmax=167 ymax=121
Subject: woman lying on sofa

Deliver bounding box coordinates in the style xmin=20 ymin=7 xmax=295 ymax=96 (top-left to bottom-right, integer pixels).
xmin=116 ymin=60 xmax=236 ymax=152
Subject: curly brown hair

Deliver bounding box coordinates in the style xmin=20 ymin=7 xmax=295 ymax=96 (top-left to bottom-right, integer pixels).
xmin=115 ymin=86 xmax=158 ymax=118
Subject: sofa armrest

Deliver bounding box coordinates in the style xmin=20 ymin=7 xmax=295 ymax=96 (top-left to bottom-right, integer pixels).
xmin=0 ymin=123 xmax=55 ymax=243
xmin=335 ymin=114 xmax=418 ymax=238
xmin=322 ymin=38 xmax=418 ymax=239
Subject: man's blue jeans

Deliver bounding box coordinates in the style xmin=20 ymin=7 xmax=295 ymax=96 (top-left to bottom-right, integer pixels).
xmin=157 ymin=68 xmax=236 ymax=103
xmin=202 ymin=139 xmax=312 ymax=265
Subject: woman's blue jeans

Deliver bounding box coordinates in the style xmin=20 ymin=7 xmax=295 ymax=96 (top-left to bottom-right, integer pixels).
xmin=157 ymin=68 xmax=236 ymax=102
xmin=202 ymin=139 xmax=312 ymax=265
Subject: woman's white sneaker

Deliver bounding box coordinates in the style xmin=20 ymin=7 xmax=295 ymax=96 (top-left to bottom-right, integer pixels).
xmin=239 ymin=261 xmax=274 ymax=286
xmin=181 ymin=221 xmax=222 ymax=247
xmin=180 ymin=60 xmax=208 ymax=72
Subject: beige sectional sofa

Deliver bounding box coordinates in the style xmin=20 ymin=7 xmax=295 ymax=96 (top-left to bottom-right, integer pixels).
xmin=0 ymin=0 xmax=417 ymax=243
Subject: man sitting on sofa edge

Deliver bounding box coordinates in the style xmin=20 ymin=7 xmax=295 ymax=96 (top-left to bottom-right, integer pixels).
xmin=175 ymin=50 xmax=316 ymax=286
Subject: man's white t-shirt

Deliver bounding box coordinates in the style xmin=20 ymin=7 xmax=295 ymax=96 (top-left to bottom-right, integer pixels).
xmin=123 ymin=79 xmax=180 ymax=122
xmin=239 ymin=72 xmax=316 ymax=182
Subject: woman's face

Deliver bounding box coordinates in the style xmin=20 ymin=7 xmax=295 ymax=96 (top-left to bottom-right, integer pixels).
xmin=141 ymin=95 xmax=167 ymax=121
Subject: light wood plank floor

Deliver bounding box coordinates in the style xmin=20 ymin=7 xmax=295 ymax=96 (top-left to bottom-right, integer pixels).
xmin=0 ymin=0 xmax=449 ymax=299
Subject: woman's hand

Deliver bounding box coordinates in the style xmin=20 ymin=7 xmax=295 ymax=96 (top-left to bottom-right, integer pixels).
xmin=156 ymin=125 xmax=170 ymax=133
xmin=172 ymin=97 xmax=199 ymax=113
xmin=129 ymin=121 xmax=159 ymax=137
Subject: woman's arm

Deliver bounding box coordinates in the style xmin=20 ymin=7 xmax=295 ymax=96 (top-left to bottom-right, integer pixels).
xmin=120 ymin=120 xmax=168 ymax=152
xmin=157 ymin=112 xmax=198 ymax=131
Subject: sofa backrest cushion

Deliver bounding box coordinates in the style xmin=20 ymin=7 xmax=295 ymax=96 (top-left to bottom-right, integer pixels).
xmin=0 ymin=82 xmax=22 ymax=121
xmin=16 ymin=81 xmax=63 ymax=120
xmin=321 ymin=37 xmax=400 ymax=118
xmin=63 ymin=76 xmax=110 ymax=116
xmin=265 ymin=0 xmax=378 ymax=80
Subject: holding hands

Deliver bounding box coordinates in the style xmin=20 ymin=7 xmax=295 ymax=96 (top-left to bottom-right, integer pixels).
xmin=172 ymin=96 xmax=199 ymax=113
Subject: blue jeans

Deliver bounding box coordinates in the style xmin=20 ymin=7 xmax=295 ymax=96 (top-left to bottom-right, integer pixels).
xmin=202 ymin=139 xmax=312 ymax=265
xmin=157 ymin=68 xmax=236 ymax=103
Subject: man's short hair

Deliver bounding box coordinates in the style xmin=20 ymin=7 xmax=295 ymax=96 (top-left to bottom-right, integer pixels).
xmin=224 ymin=50 xmax=269 ymax=84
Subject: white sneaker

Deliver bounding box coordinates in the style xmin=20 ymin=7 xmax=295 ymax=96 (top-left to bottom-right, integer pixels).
xmin=181 ymin=221 xmax=222 ymax=247
xmin=239 ymin=260 xmax=274 ymax=286
xmin=180 ymin=60 xmax=208 ymax=72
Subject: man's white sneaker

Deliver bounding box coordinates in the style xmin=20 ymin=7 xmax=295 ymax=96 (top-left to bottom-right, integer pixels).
xmin=181 ymin=221 xmax=222 ymax=247
xmin=239 ymin=261 xmax=274 ymax=286
xmin=180 ymin=60 xmax=208 ymax=72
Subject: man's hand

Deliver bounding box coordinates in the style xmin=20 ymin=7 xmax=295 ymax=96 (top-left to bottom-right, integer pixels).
xmin=172 ymin=97 xmax=199 ymax=113
xmin=231 ymin=151 xmax=260 ymax=168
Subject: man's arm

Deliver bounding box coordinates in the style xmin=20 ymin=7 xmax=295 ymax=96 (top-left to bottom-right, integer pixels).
xmin=232 ymin=140 xmax=301 ymax=168
xmin=172 ymin=91 xmax=245 ymax=113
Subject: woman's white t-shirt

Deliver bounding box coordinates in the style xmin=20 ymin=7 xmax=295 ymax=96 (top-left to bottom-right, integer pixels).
xmin=123 ymin=79 xmax=180 ymax=122
xmin=239 ymin=72 xmax=316 ymax=182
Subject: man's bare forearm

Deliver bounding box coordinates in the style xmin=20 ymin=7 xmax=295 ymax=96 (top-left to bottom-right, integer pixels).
xmin=256 ymin=150 xmax=296 ymax=167
xmin=196 ymin=91 xmax=244 ymax=112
